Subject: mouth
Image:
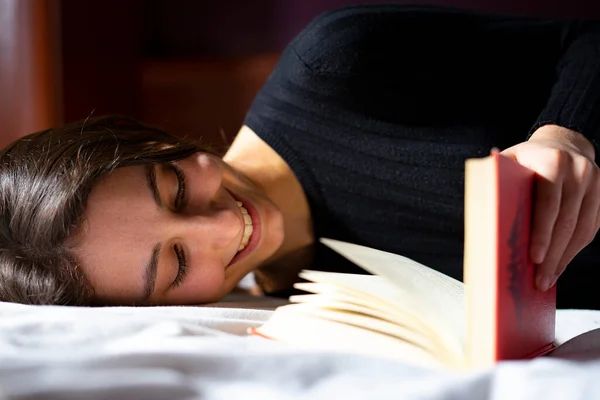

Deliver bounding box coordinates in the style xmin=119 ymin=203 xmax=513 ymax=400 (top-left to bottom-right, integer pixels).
xmin=228 ymin=195 xmax=261 ymax=268
xmin=236 ymin=201 xmax=254 ymax=251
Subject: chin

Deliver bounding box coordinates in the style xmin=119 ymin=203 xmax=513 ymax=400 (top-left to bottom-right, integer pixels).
xmin=208 ymin=289 xmax=233 ymax=303
xmin=260 ymin=206 xmax=286 ymax=260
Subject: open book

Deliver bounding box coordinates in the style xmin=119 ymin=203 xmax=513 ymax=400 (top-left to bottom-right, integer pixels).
xmin=251 ymin=153 xmax=557 ymax=370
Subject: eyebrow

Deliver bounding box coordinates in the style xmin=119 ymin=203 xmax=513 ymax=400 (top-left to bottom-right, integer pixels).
xmin=145 ymin=164 xmax=164 ymax=209
xmin=141 ymin=165 xmax=163 ymax=302
xmin=142 ymin=243 xmax=162 ymax=301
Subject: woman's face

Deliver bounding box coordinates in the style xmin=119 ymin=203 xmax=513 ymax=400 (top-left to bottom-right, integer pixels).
xmin=73 ymin=152 xmax=285 ymax=305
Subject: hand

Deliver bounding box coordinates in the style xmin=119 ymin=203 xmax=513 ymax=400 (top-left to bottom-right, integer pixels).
xmin=500 ymin=125 xmax=600 ymax=291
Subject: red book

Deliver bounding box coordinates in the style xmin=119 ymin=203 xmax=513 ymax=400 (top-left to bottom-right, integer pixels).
xmin=464 ymin=151 xmax=556 ymax=368
xmin=250 ymin=151 xmax=557 ymax=370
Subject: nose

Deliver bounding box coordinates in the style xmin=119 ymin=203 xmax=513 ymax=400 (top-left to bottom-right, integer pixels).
xmin=169 ymin=200 xmax=242 ymax=270
xmin=183 ymin=205 xmax=242 ymax=250
xmin=192 ymin=153 xmax=223 ymax=202
xmin=171 ymin=153 xmax=243 ymax=259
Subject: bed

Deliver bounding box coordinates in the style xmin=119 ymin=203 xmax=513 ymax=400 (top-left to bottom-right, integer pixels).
xmin=1 ymin=295 xmax=600 ymax=400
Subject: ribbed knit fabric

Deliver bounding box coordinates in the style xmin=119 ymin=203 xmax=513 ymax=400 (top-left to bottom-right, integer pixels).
xmin=244 ymin=4 xmax=600 ymax=309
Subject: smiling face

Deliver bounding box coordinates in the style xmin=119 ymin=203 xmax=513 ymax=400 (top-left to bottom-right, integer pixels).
xmin=72 ymin=152 xmax=285 ymax=305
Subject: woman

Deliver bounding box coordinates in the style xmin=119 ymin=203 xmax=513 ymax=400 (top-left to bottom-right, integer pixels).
xmin=1 ymin=4 xmax=599 ymax=308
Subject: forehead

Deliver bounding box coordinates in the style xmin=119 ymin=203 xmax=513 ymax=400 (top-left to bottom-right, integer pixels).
xmin=72 ymin=165 xmax=157 ymax=303
xmin=90 ymin=165 xmax=148 ymax=203
xmin=83 ymin=165 xmax=156 ymax=235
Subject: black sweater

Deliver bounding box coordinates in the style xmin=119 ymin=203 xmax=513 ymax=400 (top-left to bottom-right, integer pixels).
xmin=244 ymin=4 xmax=600 ymax=308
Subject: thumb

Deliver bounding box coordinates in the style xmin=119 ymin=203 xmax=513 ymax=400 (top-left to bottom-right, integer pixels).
xmin=498 ymin=145 xmax=518 ymax=159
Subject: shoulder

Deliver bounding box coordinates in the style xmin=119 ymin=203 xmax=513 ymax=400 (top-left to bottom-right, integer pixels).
xmin=284 ymin=4 xmax=488 ymax=75
xmin=286 ymin=4 xmax=408 ymax=72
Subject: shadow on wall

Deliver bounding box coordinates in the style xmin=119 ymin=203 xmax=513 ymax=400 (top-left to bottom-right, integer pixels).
xmin=5 ymin=0 xmax=597 ymax=149
xmin=146 ymin=0 xmax=600 ymax=56
xmin=133 ymin=0 xmax=600 ymax=149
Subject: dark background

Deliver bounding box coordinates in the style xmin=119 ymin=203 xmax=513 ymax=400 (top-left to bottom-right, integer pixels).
xmin=2 ymin=0 xmax=600 ymax=150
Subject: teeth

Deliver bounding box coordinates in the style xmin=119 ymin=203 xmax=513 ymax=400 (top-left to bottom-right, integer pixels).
xmin=237 ymin=202 xmax=254 ymax=252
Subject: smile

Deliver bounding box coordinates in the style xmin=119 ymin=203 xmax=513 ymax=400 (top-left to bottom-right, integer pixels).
xmin=236 ymin=201 xmax=254 ymax=252
xmin=228 ymin=195 xmax=261 ymax=268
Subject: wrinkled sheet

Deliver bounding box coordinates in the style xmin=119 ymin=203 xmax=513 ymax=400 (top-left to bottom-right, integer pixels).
xmin=0 ymin=298 xmax=600 ymax=400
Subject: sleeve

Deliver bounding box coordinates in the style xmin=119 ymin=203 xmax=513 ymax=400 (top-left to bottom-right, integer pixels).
xmin=246 ymin=4 xmax=600 ymax=149
xmin=526 ymin=21 xmax=600 ymax=145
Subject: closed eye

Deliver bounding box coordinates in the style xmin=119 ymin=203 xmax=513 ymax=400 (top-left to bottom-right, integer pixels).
xmin=167 ymin=163 xmax=186 ymax=209
xmin=172 ymin=244 xmax=187 ymax=288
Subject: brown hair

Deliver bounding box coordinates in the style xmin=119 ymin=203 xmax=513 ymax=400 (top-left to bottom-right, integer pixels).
xmin=0 ymin=115 xmax=202 ymax=305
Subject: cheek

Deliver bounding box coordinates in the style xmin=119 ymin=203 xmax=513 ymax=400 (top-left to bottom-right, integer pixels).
xmin=179 ymin=260 xmax=228 ymax=303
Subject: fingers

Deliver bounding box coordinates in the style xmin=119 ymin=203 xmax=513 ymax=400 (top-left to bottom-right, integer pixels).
xmin=529 ymin=150 xmax=564 ymax=266
xmin=556 ymin=189 xmax=600 ymax=277
xmin=560 ymin=168 xmax=600 ymax=269
xmin=507 ymin=133 xmax=599 ymax=292
xmin=535 ymin=156 xmax=596 ymax=291
xmin=535 ymin=179 xmax=583 ymax=291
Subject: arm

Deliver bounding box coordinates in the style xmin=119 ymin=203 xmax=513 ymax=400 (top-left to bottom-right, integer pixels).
xmin=290 ymin=4 xmax=600 ymax=144
xmin=296 ymin=5 xmax=600 ymax=290
xmin=247 ymin=5 xmax=600 ymax=290
xmin=527 ymin=20 xmax=600 ymax=150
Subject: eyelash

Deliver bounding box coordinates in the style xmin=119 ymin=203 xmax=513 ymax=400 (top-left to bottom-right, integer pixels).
xmin=173 ymin=244 xmax=187 ymax=288
xmin=168 ymin=163 xmax=187 ymax=288
xmin=167 ymin=163 xmax=186 ymax=210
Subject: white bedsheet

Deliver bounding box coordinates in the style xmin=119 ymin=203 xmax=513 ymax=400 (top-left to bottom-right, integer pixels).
xmin=0 ymin=298 xmax=600 ymax=400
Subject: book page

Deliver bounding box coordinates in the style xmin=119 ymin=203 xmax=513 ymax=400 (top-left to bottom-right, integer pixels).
xmin=290 ymin=288 xmax=436 ymax=352
xmin=295 ymin=274 xmax=433 ymax=333
xmin=319 ymin=239 xmax=465 ymax=359
xmin=294 ymin=276 xmax=445 ymax=353
xmin=257 ymin=303 xmax=444 ymax=369
xmin=289 ymin=296 xmax=433 ymax=349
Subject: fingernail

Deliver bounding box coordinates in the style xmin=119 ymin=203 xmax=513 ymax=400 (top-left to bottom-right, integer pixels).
xmin=536 ymin=275 xmax=554 ymax=292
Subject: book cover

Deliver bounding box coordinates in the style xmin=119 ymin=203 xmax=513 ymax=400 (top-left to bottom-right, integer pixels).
xmin=465 ymin=152 xmax=556 ymax=367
